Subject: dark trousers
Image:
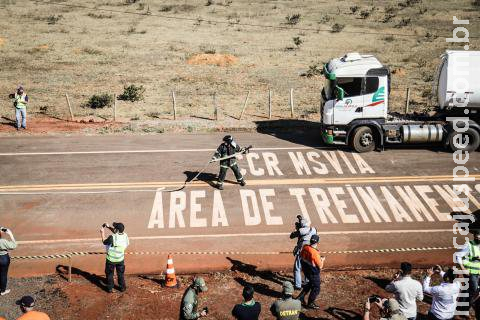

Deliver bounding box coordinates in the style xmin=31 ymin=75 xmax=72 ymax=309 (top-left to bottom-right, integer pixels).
xmin=218 ymin=164 xmax=243 ymax=185
xmin=0 ymin=254 xmax=10 ymax=292
xmin=299 ymin=263 xmax=321 ymax=305
xmin=105 ymin=260 xmax=125 ymax=291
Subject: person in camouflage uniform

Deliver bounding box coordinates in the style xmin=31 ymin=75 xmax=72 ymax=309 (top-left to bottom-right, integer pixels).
xmin=270 ymin=281 xmax=302 ymax=320
xmin=211 ymin=135 xmax=247 ymax=190
xmin=180 ymin=277 xmax=208 ymax=320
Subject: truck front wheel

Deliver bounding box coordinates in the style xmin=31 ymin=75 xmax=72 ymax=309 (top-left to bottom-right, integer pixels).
xmin=351 ymin=126 xmax=376 ymax=153
xmin=448 ymin=128 xmax=480 ymax=152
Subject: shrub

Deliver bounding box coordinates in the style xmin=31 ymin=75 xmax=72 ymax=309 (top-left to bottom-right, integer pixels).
xmin=85 ymin=94 xmax=113 ymax=109
xmin=383 ymin=35 xmax=395 ymax=42
xmin=331 ymin=23 xmax=345 ymax=33
xmin=293 ymin=36 xmax=303 ymax=48
xmin=359 ymin=10 xmax=370 ymax=19
xmin=350 ymin=5 xmax=359 ymax=13
xmin=46 ymin=15 xmax=62 ymax=24
xmin=301 ymin=64 xmax=322 ymax=77
xmin=285 ymin=13 xmax=301 ymax=25
xmin=118 ymin=84 xmax=145 ymax=102
xmin=205 ymin=0 xmax=214 ymax=6
xmin=87 ymin=13 xmax=112 ymax=19
xmin=395 ymin=18 xmax=411 ymax=28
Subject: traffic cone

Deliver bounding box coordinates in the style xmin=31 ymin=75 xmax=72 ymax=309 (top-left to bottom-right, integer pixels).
xmin=164 ymin=254 xmax=178 ymax=288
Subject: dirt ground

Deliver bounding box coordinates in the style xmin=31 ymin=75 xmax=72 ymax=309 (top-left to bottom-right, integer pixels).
xmin=0 ymin=267 xmax=473 ymax=320
xmin=0 ymin=0 xmax=478 ymax=133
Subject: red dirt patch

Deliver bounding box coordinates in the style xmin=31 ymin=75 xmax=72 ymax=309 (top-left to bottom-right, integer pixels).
xmin=187 ymin=53 xmax=238 ymax=67
xmin=0 ymin=116 xmax=117 ymax=134
xmin=4 ymin=268 xmax=459 ymax=320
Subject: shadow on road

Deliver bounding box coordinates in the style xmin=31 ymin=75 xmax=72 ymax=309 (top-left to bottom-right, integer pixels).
xmin=227 ymin=257 xmax=292 ymax=298
xmin=254 ymin=119 xmax=452 ymax=153
xmin=183 ymin=171 xmax=217 ymax=188
xmin=325 ymin=307 xmax=362 ymax=320
xmin=255 ymin=119 xmax=328 ymax=150
xmin=56 ymin=265 xmax=109 ymax=292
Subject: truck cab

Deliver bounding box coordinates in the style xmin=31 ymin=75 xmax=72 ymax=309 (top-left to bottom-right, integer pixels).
xmin=321 ymin=53 xmax=390 ymax=151
xmin=321 ymin=51 xmax=480 ymax=153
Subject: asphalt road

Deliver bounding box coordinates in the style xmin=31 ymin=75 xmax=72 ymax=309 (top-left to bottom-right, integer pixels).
xmin=1 ymin=132 xmax=479 ymax=276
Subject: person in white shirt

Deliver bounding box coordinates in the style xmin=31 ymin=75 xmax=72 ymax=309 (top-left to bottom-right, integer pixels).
xmin=423 ymin=266 xmax=460 ymax=320
xmin=385 ymin=262 xmax=424 ymax=320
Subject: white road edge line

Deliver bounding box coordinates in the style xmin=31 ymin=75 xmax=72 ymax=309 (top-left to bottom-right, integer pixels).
xmin=17 ymin=229 xmax=452 ymax=245
xmin=0 ymin=146 xmax=324 ymax=156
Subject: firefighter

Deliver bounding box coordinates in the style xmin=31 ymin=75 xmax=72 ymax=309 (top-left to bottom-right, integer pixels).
xmin=297 ymin=234 xmax=325 ymax=309
xmin=100 ymin=222 xmax=129 ymax=293
xmin=180 ymin=277 xmax=209 ymax=319
xmin=211 ymin=135 xmax=246 ymax=190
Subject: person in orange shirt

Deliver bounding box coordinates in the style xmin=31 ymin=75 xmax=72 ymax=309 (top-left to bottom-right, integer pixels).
xmin=297 ymin=234 xmax=325 ymax=310
xmin=16 ymin=296 xmax=50 ymax=320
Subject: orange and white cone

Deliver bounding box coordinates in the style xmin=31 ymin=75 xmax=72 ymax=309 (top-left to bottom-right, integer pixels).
xmin=164 ymin=254 xmax=178 ymax=288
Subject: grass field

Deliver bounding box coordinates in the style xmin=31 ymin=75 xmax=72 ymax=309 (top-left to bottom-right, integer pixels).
xmin=0 ymin=0 xmax=478 ymax=132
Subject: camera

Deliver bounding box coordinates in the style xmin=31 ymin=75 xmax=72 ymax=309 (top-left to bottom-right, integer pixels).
xmin=369 ymin=295 xmax=381 ymax=303
xmin=294 ymin=215 xmax=302 ymax=230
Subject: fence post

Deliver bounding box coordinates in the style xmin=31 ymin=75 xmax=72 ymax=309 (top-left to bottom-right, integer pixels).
xmin=65 ymin=93 xmax=74 ymax=121
xmin=171 ymin=90 xmax=177 ymax=120
xmin=268 ymin=89 xmax=272 ymax=119
xmin=405 ymin=87 xmax=410 ymax=114
xmin=289 ymin=88 xmax=294 ymax=118
xmin=113 ymin=94 xmax=117 ymax=122
xmin=213 ymin=92 xmax=218 ymax=121
xmin=239 ymin=91 xmax=250 ymax=120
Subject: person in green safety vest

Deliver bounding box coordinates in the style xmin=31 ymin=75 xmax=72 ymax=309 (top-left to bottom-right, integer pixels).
xmin=9 ymin=85 xmax=29 ymax=130
xmin=100 ymin=222 xmax=129 ymax=293
xmin=456 ymin=211 xmax=480 ymax=318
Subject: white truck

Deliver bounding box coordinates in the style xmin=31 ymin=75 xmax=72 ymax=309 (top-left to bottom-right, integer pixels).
xmin=320 ymin=51 xmax=480 ymax=153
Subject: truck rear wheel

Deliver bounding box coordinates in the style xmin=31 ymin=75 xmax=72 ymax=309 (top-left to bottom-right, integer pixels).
xmin=351 ymin=126 xmax=376 ymax=153
xmin=448 ymin=128 xmax=480 ymax=152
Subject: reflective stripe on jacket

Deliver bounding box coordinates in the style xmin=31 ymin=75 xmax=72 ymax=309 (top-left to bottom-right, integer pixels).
xmin=463 ymin=241 xmax=480 ymax=275
xmin=106 ymin=233 xmax=129 ymax=263
xmin=14 ymin=93 xmax=28 ymax=109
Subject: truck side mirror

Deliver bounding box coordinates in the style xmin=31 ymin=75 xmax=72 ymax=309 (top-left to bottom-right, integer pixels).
xmin=335 ymin=86 xmax=345 ymax=100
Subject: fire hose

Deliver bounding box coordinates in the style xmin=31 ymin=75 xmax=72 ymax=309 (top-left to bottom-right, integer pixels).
xmin=0 ymin=146 xmax=253 ymax=195
xmin=161 ymin=145 xmax=253 ymax=192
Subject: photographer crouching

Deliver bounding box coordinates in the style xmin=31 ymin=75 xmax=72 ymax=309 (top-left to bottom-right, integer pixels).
xmin=0 ymin=226 xmax=17 ymax=296
xmin=100 ymin=222 xmax=129 ymax=293
xmin=290 ymin=215 xmax=317 ymax=290
xmin=364 ymin=296 xmax=406 ymax=320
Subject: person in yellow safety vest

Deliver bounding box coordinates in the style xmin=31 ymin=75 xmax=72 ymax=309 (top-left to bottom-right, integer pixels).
xmin=10 ymin=86 xmax=29 ymax=130
xmin=100 ymin=222 xmax=129 ymax=293
xmin=456 ymin=225 xmax=480 ymax=316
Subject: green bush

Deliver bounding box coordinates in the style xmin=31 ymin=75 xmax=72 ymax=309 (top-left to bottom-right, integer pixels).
xmin=118 ymin=84 xmax=145 ymax=102
xmin=85 ymin=94 xmax=113 ymax=109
